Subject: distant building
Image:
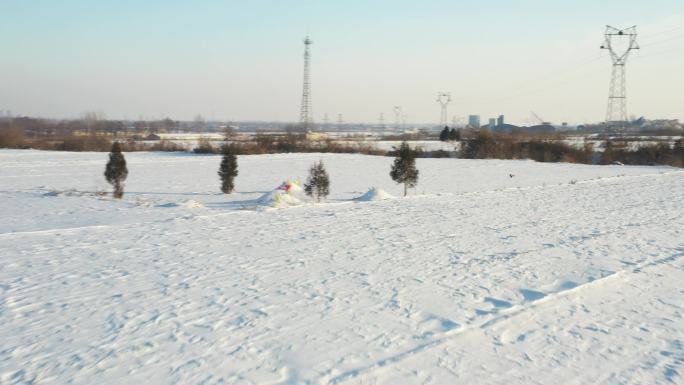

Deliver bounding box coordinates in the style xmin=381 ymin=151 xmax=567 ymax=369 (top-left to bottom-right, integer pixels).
xmin=527 ymin=124 xmax=556 ymax=133
xmin=497 ymin=115 xmax=505 ymax=126
xmin=488 ymin=118 xmax=496 ymax=128
xmin=468 ymin=115 xmax=481 ymax=128
xmin=492 ymin=124 xmax=519 ymax=133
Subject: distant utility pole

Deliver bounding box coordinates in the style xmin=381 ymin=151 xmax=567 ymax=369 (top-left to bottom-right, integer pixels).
xmin=601 ymin=26 xmax=639 ymax=127
xmin=337 ymin=113 xmax=344 ymax=130
xmin=436 ymin=92 xmax=451 ymax=127
xmin=299 ymin=36 xmax=314 ymax=130
xmin=393 ymin=106 xmax=403 ymax=131
xmin=322 ymin=113 xmax=329 ymax=126
xmin=378 ymin=113 xmax=385 ymax=130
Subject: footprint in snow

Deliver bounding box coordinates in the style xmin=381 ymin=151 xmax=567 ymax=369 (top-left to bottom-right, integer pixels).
xmin=519 ymin=289 xmax=546 ymax=302
xmin=484 ymin=297 xmax=513 ymax=309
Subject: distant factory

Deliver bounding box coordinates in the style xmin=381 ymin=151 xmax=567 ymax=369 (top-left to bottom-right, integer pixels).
xmin=464 ymin=113 xmax=577 ymax=133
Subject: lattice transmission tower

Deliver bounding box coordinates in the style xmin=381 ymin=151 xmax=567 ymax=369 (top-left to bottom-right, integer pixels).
xmin=393 ymin=106 xmax=403 ymax=130
xmin=436 ymin=92 xmax=451 ymax=127
xmin=601 ymin=26 xmax=639 ymax=127
xmin=299 ymin=36 xmax=314 ymax=130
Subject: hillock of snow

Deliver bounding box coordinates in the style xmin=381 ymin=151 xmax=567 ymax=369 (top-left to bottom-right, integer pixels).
xmin=255 ymin=180 xmax=307 ymax=208
xmin=156 ymin=200 xmax=203 ymax=209
xmin=182 ymin=200 xmax=204 ymax=209
xmin=355 ymin=187 xmax=395 ymax=201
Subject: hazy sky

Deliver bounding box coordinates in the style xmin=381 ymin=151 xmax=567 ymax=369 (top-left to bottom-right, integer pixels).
xmin=1 ymin=0 xmax=683 ymax=125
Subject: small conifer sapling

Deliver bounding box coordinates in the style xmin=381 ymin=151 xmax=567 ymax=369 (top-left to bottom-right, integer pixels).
xmin=218 ymin=145 xmax=239 ymax=194
xmin=390 ymin=141 xmax=419 ymax=196
xmin=104 ymin=142 xmax=128 ymax=199
xmin=439 ymin=126 xmax=449 ymax=142
xmin=304 ymin=160 xmax=330 ymax=202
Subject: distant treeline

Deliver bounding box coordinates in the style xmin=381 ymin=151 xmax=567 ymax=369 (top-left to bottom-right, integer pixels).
xmin=455 ymin=130 xmax=683 ymax=167
xmin=1 ymin=117 xmax=682 ymax=167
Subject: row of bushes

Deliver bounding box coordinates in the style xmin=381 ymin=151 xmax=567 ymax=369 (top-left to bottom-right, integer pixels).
xmin=192 ymin=136 xmax=384 ymax=156
xmin=0 ymin=132 xmax=189 ymax=153
xmin=2 ymin=128 xmax=682 ymax=167
xmin=603 ymin=140 xmax=684 ymax=167
xmin=459 ymin=130 xmax=593 ymax=163
xmin=459 ymin=130 xmax=683 ymax=167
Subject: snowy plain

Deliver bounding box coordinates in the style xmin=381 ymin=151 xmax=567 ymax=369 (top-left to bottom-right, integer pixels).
xmin=0 ymin=149 xmax=683 ymax=384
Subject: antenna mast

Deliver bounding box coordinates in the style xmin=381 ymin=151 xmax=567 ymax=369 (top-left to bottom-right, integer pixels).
xmin=299 ymin=36 xmax=314 ymax=130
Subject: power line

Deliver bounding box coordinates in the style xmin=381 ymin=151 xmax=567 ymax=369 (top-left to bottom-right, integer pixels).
xmin=633 ymin=43 xmax=684 ymax=61
xmin=465 ymin=54 xmax=603 ymax=105
xmin=639 ymin=25 xmax=684 ymax=39
xmin=639 ymin=33 xmax=684 ymax=48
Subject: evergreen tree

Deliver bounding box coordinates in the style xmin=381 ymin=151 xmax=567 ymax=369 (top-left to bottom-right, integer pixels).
xmin=304 ymin=160 xmax=330 ymax=202
xmin=218 ymin=145 xmax=238 ymax=194
xmin=104 ymin=142 xmax=128 ymax=199
xmin=439 ymin=126 xmax=449 ymax=142
xmin=448 ymin=128 xmax=460 ymax=141
xmin=390 ymin=141 xmax=419 ymax=196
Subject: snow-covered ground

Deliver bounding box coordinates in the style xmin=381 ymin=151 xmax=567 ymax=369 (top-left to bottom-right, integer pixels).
xmin=1 ymin=149 xmax=683 ymax=384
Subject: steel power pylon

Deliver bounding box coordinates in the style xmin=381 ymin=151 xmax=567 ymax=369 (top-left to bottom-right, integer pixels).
xmin=299 ymin=36 xmax=314 ymax=130
xmin=436 ymin=92 xmax=451 ymax=127
xmin=601 ymin=26 xmax=639 ymax=127
xmin=393 ymin=106 xmax=403 ymax=130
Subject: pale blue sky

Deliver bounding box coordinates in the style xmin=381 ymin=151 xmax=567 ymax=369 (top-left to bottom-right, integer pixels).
xmin=1 ymin=0 xmax=682 ymax=124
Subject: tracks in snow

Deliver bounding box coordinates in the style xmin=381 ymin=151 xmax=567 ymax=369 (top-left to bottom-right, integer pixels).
xmin=324 ymin=248 xmax=684 ymax=384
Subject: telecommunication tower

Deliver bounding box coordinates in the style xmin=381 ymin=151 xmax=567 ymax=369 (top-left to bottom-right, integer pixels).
xmin=601 ymin=26 xmax=638 ymax=126
xmin=436 ymin=92 xmax=451 ymax=127
xmin=299 ymin=36 xmax=314 ymax=129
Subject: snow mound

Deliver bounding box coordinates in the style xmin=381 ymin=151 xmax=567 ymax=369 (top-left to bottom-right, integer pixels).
xmin=182 ymin=200 xmax=204 ymax=209
xmin=156 ymin=200 xmax=204 ymax=209
xmin=355 ymin=187 xmax=395 ymax=201
xmin=255 ymin=180 xmax=307 ymax=209
xmin=256 ymin=190 xmax=304 ymax=208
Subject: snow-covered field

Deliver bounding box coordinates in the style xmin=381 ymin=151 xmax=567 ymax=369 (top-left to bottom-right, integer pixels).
xmin=1 ymin=150 xmax=683 ymax=385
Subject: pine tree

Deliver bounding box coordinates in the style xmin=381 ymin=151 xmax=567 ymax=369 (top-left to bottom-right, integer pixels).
xmin=439 ymin=126 xmax=449 ymax=142
xmin=304 ymin=160 xmax=330 ymax=202
xmin=218 ymin=145 xmax=238 ymax=194
xmin=390 ymin=141 xmax=419 ymax=196
xmin=448 ymin=128 xmax=460 ymax=141
xmin=104 ymin=142 xmax=128 ymax=199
